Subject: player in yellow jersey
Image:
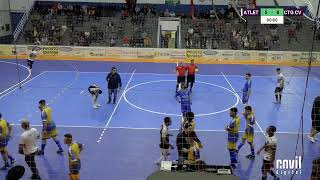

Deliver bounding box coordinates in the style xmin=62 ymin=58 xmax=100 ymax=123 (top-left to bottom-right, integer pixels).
xmin=64 ymin=133 xmax=83 ymax=180
xmin=37 ymin=100 xmax=63 ymax=155
xmin=237 ymin=106 xmax=256 ymax=160
xmin=0 ymin=113 xmax=15 ymax=170
xmin=225 ymin=107 xmax=240 ymax=169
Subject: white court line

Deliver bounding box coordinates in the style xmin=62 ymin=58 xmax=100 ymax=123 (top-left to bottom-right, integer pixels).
xmin=9 ymin=124 xmax=310 ymax=134
xmin=97 ymin=69 xmax=136 ymax=143
xmin=221 ymin=72 xmax=266 ymax=136
xmin=0 ymin=71 xmax=47 ymax=100
xmin=43 ymin=70 xmax=310 ymax=78
xmin=0 ymin=61 xmax=31 ymax=95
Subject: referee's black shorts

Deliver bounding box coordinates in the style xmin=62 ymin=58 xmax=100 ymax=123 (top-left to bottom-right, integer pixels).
xmin=177 ymin=76 xmax=186 ymax=84
xmin=187 ymin=74 xmax=195 ymax=83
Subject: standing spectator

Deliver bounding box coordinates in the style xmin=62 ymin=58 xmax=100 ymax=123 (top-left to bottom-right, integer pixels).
xmin=110 ymin=37 xmax=116 ymax=47
xmin=19 ymin=119 xmax=41 ymax=180
xmin=106 ymin=67 xmax=122 ymax=104
xmin=155 ymin=117 xmax=174 ymax=165
xmin=64 ymin=133 xmax=83 ymax=180
xmin=309 ymin=96 xmax=320 ymax=143
xmin=288 ymin=25 xmax=298 ymax=44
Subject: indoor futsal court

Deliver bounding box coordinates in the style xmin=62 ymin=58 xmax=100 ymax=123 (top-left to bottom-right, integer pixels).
xmin=0 ymin=59 xmax=319 ymax=180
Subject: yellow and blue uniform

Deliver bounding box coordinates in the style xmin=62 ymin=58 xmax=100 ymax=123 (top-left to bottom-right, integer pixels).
xmin=41 ymin=106 xmax=58 ymax=139
xmin=68 ymin=142 xmax=81 ymax=180
xmin=243 ymin=112 xmax=255 ymax=143
xmin=227 ymin=116 xmax=240 ymax=150
xmin=0 ymin=119 xmax=10 ymax=151
xmin=226 ymin=116 xmax=240 ymax=166
xmin=242 ymin=79 xmax=251 ymax=104
xmin=187 ymin=141 xmax=200 ymax=163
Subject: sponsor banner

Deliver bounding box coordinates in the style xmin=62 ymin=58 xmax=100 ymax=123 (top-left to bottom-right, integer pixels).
xmin=154 ymin=49 xmax=186 ymax=60
xmin=234 ymin=50 xmax=251 ymax=60
xmin=87 ymin=47 xmax=105 ymax=57
xmin=299 ymin=52 xmax=310 ymax=62
xmin=203 ymin=49 xmax=220 ymax=61
xmin=105 ymin=47 xmax=121 ymax=58
xmin=220 ymin=50 xmax=234 ymax=61
xmin=284 ymin=51 xmax=301 ymax=62
xmin=120 ymin=48 xmax=138 ymax=59
xmin=137 ymin=48 xmax=155 ymax=59
xmin=15 ymin=45 xmax=28 ymax=56
xmin=42 ymin=46 xmax=59 ymax=56
xmin=0 ymin=45 xmax=14 ymax=56
xmin=58 ymin=46 xmax=85 ymax=57
xmin=251 ymin=51 xmax=267 ymax=61
xmin=268 ymin=52 xmax=284 ymax=61
xmin=186 ymin=49 xmax=204 ymax=61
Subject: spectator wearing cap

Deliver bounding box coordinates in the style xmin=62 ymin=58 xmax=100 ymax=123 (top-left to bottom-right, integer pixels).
xmin=106 ymin=67 xmax=122 ymax=104
xmin=19 ymin=119 xmax=41 ymax=180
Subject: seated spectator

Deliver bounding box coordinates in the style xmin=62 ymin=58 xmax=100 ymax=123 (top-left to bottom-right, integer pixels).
xmin=110 ymin=37 xmax=116 ymax=47
xmin=123 ymin=36 xmax=129 ymax=47
xmin=188 ymin=27 xmax=194 ymax=36
xmin=164 ymin=9 xmax=170 ymax=17
xmin=169 ymin=11 xmax=176 ymax=17
xmin=144 ymin=36 xmax=151 ymax=47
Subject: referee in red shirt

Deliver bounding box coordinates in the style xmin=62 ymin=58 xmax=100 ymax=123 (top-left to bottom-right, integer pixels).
xmin=176 ymin=62 xmax=187 ymax=92
xmin=186 ymin=59 xmax=198 ymax=92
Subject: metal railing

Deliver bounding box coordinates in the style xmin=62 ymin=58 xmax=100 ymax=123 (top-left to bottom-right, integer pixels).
xmin=13 ymin=0 xmax=35 ymax=42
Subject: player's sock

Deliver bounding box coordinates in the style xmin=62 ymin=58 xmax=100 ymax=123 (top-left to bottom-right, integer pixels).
xmin=237 ymin=142 xmax=244 ymax=151
xmin=41 ymin=143 xmax=46 ymax=151
xmin=176 ymin=84 xmax=179 ymax=92
xmin=262 ymin=176 xmax=267 ymax=180
xmin=279 ymin=95 xmax=282 ymax=102
xmin=190 ymin=82 xmax=193 ymax=91
xmin=55 ymin=140 xmax=63 ymax=151
xmin=229 ymin=150 xmax=237 ymax=164
xmin=251 ymin=147 xmax=255 ymax=155
xmin=275 ymin=94 xmax=278 ymax=102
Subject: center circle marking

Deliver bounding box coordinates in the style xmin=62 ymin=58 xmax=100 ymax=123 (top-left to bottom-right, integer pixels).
xmin=123 ymin=80 xmax=239 ymax=117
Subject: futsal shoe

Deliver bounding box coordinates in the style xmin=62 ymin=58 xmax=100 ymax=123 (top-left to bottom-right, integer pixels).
xmin=10 ymin=158 xmax=15 ymax=165
xmin=0 ymin=164 xmax=10 ymax=170
xmin=93 ymin=105 xmax=99 ymax=109
xmin=246 ymin=154 xmax=255 ymax=160
xmin=107 ymin=100 xmax=111 ymax=104
xmin=308 ymin=135 xmax=316 ymax=143
xmin=96 ymin=103 xmax=101 ymax=107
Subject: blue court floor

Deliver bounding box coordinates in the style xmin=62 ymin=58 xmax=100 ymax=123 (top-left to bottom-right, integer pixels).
xmin=0 ymin=59 xmax=319 ymax=180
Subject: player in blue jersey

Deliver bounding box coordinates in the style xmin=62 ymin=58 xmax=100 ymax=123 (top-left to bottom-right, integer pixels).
xmin=242 ymin=73 xmax=252 ymax=105
xmin=175 ymin=82 xmax=192 ymax=117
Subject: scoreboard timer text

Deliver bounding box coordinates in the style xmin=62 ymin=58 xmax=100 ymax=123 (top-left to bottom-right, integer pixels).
xmin=240 ymin=8 xmax=304 ymax=24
